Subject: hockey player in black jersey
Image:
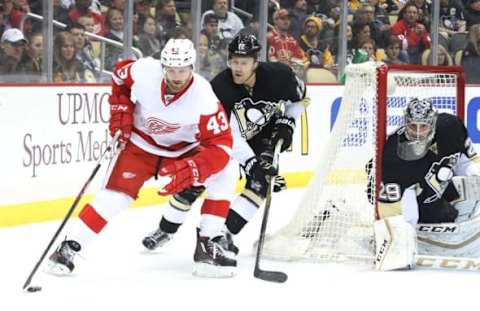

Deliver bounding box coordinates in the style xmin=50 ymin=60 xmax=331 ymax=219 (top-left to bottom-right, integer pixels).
xmin=373 ymin=97 xmax=480 ymax=270
xmin=379 ymin=97 xmax=479 ymax=224
xmin=142 ymin=33 xmax=307 ymax=257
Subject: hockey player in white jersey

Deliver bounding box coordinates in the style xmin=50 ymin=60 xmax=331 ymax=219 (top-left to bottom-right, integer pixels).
xmin=48 ymin=39 xmax=238 ymax=278
xmin=142 ymin=33 xmax=307 ymax=257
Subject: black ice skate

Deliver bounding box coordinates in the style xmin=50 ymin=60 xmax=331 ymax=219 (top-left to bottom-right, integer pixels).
xmin=142 ymin=227 xmax=173 ymax=250
xmin=216 ymin=231 xmax=239 ymax=258
xmin=47 ymin=240 xmax=81 ymax=275
xmin=193 ymin=230 xmax=237 ymax=278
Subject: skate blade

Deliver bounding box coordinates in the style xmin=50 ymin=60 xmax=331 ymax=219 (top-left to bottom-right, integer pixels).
xmin=192 ymin=263 xmax=237 ymax=278
xmin=45 ymin=261 xmax=72 ymax=276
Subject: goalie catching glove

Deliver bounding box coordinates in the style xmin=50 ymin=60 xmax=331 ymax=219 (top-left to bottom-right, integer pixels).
xmin=272 ymin=117 xmax=295 ymax=152
xmin=109 ymin=94 xmax=134 ymax=144
xmin=158 ymin=157 xmax=211 ymax=195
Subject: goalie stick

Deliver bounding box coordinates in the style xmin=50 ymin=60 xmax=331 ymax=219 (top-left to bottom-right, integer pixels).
xmin=22 ymin=132 xmax=121 ymax=292
xmin=254 ymin=139 xmax=288 ymax=283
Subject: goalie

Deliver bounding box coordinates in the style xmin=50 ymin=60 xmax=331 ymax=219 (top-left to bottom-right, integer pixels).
xmin=375 ymin=97 xmax=480 ymax=271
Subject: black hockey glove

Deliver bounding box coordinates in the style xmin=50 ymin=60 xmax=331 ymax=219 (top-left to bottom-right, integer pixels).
xmin=272 ymin=117 xmax=295 ymax=152
xmin=272 ymin=175 xmax=287 ymax=193
xmin=243 ymin=156 xmax=278 ymax=183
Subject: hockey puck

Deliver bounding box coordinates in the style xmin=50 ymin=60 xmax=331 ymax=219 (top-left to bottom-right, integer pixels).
xmin=26 ymin=286 xmax=42 ymax=293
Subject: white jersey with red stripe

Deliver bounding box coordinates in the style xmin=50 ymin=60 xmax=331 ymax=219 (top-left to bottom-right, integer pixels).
xmin=112 ymin=57 xmax=231 ymax=159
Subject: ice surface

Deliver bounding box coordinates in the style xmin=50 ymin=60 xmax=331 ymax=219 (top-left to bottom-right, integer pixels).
xmin=0 ymin=189 xmax=477 ymax=311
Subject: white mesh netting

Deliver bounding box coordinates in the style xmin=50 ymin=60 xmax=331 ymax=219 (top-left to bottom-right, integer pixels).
xmin=262 ymin=62 xmax=460 ymax=265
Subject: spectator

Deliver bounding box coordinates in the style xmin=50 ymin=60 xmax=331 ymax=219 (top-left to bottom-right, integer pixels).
xmin=239 ymin=14 xmax=260 ymax=37
xmin=77 ymin=14 xmax=101 ymax=60
xmin=331 ymin=23 xmax=355 ymax=64
xmin=110 ymin=0 xmax=125 ymax=11
xmin=61 ymin=0 xmax=102 ymax=12
xmin=0 ymin=4 xmax=6 ymax=36
xmin=54 ymin=0 xmax=71 ymax=25
xmin=197 ymin=33 xmax=227 ymax=81
xmin=0 ymin=28 xmax=26 ymax=77
xmin=299 ymin=16 xmax=328 ymax=67
xmin=68 ymin=0 xmax=106 ymax=36
xmin=2 ymin=0 xmax=26 ymax=29
xmin=53 ymin=31 xmax=95 ymax=83
xmin=354 ymin=3 xmax=390 ymax=48
xmin=201 ymin=0 xmax=244 ymax=41
xmin=136 ymin=0 xmax=157 ymax=20
xmin=439 ymin=0 xmax=466 ymax=37
xmin=18 ymin=31 xmax=42 ymax=78
xmin=358 ymin=38 xmax=378 ymax=61
xmin=307 ymin=0 xmax=337 ymax=16
xmin=384 ymin=35 xmax=407 ymax=64
xmin=348 ymin=0 xmax=363 ymax=13
xmin=436 ymin=45 xmax=454 ymax=65
xmin=104 ymin=7 xmax=124 ymax=71
xmin=155 ymin=0 xmax=183 ymax=43
xmin=461 ymin=24 xmax=480 ymax=83
xmin=464 ymin=0 xmax=480 ymax=29
xmin=391 ymin=3 xmax=430 ymax=64
xmin=135 ymin=14 xmax=162 ymax=57
xmin=68 ymin=23 xmax=100 ymax=77
xmin=352 ymin=22 xmax=372 ymax=49
xmin=267 ymin=8 xmax=308 ymax=77
xmin=289 ymin=0 xmax=309 ymax=39
xmin=367 ymin=0 xmax=391 ymax=25
xmin=200 ymin=13 xmax=228 ymax=56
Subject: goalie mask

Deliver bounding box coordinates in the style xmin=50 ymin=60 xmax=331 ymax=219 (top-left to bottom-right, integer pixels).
xmin=397 ymin=98 xmax=437 ymax=161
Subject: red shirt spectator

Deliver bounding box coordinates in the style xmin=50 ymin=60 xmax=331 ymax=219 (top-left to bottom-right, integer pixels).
xmin=68 ymin=0 xmax=106 ymax=36
xmin=267 ymin=9 xmax=307 ymax=77
xmin=391 ymin=3 xmax=430 ymax=63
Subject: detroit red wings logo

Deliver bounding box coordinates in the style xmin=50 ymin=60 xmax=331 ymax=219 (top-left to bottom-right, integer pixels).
xmin=145 ymin=117 xmax=180 ymax=135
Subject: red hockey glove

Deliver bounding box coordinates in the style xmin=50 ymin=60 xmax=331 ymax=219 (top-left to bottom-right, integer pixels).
xmin=158 ymin=158 xmax=210 ymax=196
xmin=109 ymin=94 xmax=134 ymax=144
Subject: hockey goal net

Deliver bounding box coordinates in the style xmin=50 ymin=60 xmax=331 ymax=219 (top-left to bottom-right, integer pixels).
xmin=262 ymin=62 xmax=465 ymax=265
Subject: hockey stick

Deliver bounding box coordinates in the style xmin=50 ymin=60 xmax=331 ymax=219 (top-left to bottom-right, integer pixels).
xmin=22 ymin=132 xmax=121 ymax=292
xmin=254 ymin=139 xmax=288 ymax=283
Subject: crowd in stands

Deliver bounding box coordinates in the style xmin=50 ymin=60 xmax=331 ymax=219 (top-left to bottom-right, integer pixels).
xmin=1 ymin=0 xmax=480 ymax=83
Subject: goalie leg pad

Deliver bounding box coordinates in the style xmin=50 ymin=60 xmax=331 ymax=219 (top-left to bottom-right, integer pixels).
xmin=374 ymin=215 xmax=417 ymax=271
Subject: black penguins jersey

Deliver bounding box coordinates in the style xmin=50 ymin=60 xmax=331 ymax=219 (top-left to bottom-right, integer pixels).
xmin=380 ymin=113 xmax=476 ymax=210
xmin=210 ymin=61 xmax=305 ymax=146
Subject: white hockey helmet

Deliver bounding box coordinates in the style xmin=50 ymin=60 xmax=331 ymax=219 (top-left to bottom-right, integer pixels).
xmin=160 ymin=38 xmax=196 ymax=68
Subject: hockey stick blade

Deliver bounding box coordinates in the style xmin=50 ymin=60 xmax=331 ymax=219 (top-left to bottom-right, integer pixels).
xmin=254 ymin=268 xmax=288 ymax=283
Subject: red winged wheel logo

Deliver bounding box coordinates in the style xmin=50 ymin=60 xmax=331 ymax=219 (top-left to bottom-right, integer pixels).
xmin=145 ymin=117 xmax=180 ymax=135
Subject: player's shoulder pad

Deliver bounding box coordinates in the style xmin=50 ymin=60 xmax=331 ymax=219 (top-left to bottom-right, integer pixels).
xmin=259 ymin=62 xmax=306 ymax=100
xmin=436 ymin=113 xmax=466 ymax=136
xmin=259 ymin=61 xmax=294 ymax=79
xmin=130 ymin=57 xmax=162 ymax=80
xmin=193 ymin=72 xmax=223 ymax=115
xmin=210 ymin=69 xmax=231 ymax=89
